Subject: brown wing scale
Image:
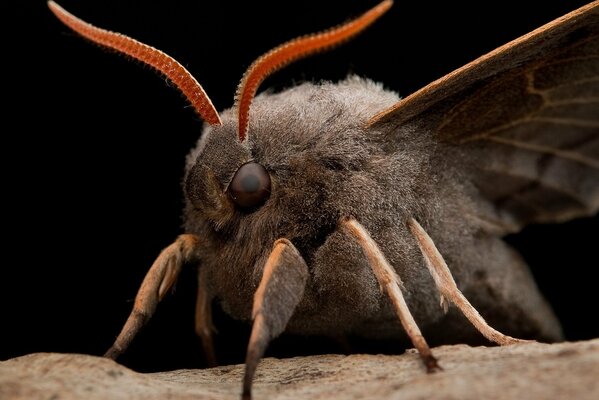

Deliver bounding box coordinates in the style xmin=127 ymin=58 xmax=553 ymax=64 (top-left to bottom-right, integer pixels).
xmin=371 ymin=1 xmax=599 ymax=233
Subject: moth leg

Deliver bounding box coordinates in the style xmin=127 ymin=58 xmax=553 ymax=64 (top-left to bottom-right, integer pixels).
xmin=195 ymin=267 xmax=217 ymax=367
xmin=242 ymin=239 xmax=309 ymax=400
xmin=104 ymin=234 xmax=200 ymax=359
xmin=407 ymin=218 xmax=528 ymax=345
xmin=341 ymin=217 xmax=441 ymax=373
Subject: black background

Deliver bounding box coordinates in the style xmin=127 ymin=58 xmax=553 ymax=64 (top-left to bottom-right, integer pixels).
xmin=2 ymin=0 xmax=597 ymax=372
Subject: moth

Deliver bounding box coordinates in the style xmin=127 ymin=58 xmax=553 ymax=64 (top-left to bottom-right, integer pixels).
xmin=49 ymin=1 xmax=598 ymax=399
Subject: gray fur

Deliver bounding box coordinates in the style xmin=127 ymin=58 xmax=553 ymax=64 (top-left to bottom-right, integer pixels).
xmin=183 ymin=76 xmax=562 ymax=344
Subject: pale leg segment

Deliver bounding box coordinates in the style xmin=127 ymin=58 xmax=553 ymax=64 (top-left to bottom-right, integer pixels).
xmin=242 ymin=239 xmax=309 ymax=400
xmin=341 ymin=218 xmax=441 ymax=372
xmin=407 ymin=218 xmax=529 ymax=345
xmin=104 ymin=234 xmax=200 ymax=359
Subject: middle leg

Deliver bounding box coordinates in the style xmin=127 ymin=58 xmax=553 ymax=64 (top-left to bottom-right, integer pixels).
xmin=341 ymin=217 xmax=441 ymax=372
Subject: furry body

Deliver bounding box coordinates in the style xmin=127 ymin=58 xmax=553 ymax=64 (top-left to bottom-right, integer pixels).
xmin=184 ymin=77 xmax=562 ymax=343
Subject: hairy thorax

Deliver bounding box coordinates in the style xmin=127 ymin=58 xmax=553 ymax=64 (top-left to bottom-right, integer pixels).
xmin=183 ymin=78 xmax=477 ymax=338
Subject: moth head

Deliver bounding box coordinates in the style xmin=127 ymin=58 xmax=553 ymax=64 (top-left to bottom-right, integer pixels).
xmin=48 ymin=0 xmax=394 ymax=231
xmin=182 ymin=0 xmax=394 ymax=230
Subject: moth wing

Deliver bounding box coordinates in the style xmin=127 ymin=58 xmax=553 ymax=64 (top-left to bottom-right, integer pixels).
xmin=371 ymin=1 xmax=599 ymax=234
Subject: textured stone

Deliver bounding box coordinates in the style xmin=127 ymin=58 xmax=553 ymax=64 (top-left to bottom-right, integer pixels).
xmin=2 ymin=339 xmax=598 ymax=400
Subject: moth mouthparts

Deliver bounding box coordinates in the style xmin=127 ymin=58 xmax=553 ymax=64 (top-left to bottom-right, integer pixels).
xmin=234 ymin=0 xmax=394 ymax=143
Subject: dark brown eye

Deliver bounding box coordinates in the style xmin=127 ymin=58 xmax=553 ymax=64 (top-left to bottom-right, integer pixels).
xmin=228 ymin=162 xmax=271 ymax=210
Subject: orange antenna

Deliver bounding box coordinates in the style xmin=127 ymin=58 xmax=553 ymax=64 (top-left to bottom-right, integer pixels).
xmin=48 ymin=1 xmax=222 ymax=126
xmin=235 ymin=0 xmax=393 ymax=142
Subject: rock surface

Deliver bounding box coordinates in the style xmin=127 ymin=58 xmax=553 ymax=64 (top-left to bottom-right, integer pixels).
xmin=2 ymin=339 xmax=599 ymax=400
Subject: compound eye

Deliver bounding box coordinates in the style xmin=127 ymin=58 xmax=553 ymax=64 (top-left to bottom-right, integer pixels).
xmin=228 ymin=162 xmax=271 ymax=210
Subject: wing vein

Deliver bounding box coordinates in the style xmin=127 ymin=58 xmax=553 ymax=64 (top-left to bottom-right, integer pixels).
xmin=476 ymin=168 xmax=590 ymax=207
xmin=546 ymin=98 xmax=599 ymax=106
xmin=532 ymin=117 xmax=599 ymax=128
xmin=485 ymin=136 xmax=599 ymax=169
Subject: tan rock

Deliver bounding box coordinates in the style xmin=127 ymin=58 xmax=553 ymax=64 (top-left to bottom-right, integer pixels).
xmin=2 ymin=339 xmax=598 ymax=400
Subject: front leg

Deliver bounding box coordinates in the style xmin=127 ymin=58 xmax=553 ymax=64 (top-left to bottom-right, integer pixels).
xmin=195 ymin=267 xmax=217 ymax=367
xmin=104 ymin=234 xmax=200 ymax=359
xmin=242 ymin=239 xmax=309 ymax=400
